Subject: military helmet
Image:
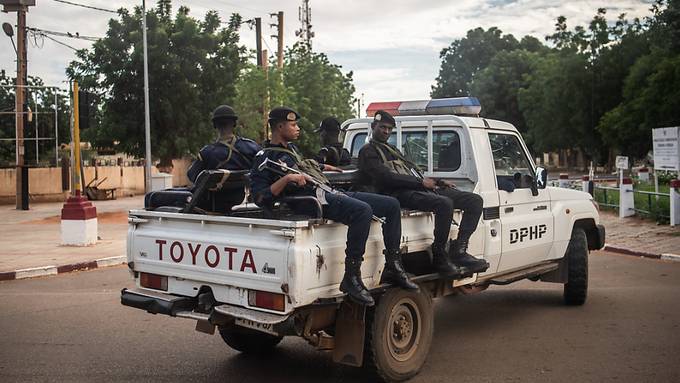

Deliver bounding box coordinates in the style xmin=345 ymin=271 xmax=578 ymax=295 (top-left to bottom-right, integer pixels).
xmin=211 ymin=105 xmax=238 ymax=122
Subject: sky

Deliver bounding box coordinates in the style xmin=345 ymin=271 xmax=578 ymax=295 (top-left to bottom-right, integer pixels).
xmin=0 ymin=0 xmax=656 ymax=114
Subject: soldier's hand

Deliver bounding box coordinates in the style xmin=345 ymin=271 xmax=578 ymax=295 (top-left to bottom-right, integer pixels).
xmin=323 ymin=164 xmax=343 ymax=172
xmin=422 ymin=177 xmax=437 ymax=190
xmin=287 ymin=174 xmax=308 ymax=187
xmin=440 ymin=179 xmax=457 ymax=189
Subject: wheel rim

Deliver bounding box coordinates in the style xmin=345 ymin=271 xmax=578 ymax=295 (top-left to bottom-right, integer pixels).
xmin=386 ymin=297 xmax=421 ymax=362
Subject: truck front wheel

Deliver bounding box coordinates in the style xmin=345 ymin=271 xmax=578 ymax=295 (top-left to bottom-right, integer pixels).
xmin=564 ymin=228 xmax=589 ymax=305
xmin=365 ymin=288 xmax=433 ymax=382
xmin=218 ymin=325 xmax=283 ymax=354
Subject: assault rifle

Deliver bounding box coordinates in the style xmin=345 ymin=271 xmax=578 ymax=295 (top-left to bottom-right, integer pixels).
xmin=258 ymin=158 xmax=386 ymax=224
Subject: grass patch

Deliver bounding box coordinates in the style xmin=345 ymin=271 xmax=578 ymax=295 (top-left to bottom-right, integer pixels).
xmin=593 ymin=180 xmax=671 ymax=223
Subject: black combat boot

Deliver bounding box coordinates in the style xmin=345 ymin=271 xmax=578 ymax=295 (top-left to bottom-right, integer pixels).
xmin=431 ymin=242 xmax=465 ymax=276
xmin=380 ymin=249 xmax=419 ymax=291
xmin=340 ymin=258 xmax=375 ymax=306
xmin=449 ymin=239 xmax=490 ymax=274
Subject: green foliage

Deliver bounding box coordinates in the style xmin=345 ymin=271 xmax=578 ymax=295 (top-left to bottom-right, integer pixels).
xmin=234 ymin=43 xmax=356 ymax=156
xmin=431 ymin=27 xmax=520 ymax=97
xmin=432 ymin=1 xmax=679 ymax=166
xmin=68 ymin=1 xmax=246 ymax=166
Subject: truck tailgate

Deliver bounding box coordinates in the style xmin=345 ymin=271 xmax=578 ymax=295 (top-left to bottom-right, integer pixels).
xmin=128 ymin=210 xmax=300 ymax=309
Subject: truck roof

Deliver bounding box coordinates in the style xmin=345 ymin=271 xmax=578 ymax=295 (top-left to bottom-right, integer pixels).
xmin=342 ymin=115 xmax=519 ymax=133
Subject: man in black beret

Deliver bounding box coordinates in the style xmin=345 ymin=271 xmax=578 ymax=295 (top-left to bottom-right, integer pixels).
xmin=315 ymin=117 xmax=351 ymax=167
xmin=187 ymin=104 xmax=260 ymax=183
xmin=250 ymin=106 xmax=418 ymax=306
xmin=357 ymin=110 xmax=489 ymax=276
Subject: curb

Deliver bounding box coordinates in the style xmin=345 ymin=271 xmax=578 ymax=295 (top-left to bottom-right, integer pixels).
xmin=603 ymin=244 xmax=661 ymax=259
xmin=602 ymin=245 xmax=680 ymax=262
xmin=0 ymin=255 xmax=127 ymax=282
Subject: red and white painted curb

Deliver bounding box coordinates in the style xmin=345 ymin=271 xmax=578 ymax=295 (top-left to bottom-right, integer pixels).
xmin=0 ymin=255 xmax=126 ymax=282
xmin=603 ymin=244 xmax=680 ymax=262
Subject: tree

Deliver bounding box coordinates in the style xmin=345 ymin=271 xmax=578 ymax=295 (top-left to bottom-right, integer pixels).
xmin=471 ymin=49 xmax=540 ymax=136
xmin=431 ymin=27 xmax=520 ymax=97
xmin=234 ymin=43 xmax=356 ymax=156
xmin=67 ymin=1 xmax=246 ymax=167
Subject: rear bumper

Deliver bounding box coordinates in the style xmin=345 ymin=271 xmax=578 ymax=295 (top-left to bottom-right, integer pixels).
xmin=120 ymin=288 xmax=196 ymax=316
xmin=121 ymin=288 xmax=293 ymax=334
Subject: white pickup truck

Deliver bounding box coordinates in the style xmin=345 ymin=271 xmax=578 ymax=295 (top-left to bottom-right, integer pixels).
xmin=122 ymin=97 xmax=605 ymax=382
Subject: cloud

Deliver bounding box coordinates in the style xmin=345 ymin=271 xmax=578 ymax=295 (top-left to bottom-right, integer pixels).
xmin=0 ymin=0 xmax=656 ymax=105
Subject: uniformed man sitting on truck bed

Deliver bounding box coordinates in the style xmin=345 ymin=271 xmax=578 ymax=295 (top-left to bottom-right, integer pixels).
xmin=357 ymin=110 xmax=489 ymax=275
xmin=315 ymin=117 xmax=351 ymax=167
xmin=250 ymin=106 xmax=418 ymax=307
xmin=187 ymin=104 xmax=260 ymax=183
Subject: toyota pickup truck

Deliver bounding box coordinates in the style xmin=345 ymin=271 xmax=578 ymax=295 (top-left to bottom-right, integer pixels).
xmin=121 ymin=97 xmax=605 ymax=382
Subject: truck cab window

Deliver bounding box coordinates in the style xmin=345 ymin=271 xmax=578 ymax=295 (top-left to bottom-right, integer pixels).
xmin=489 ymin=133 xmax=533 ymax=189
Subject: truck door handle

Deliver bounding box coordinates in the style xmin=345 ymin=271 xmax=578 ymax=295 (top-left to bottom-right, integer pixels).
xmin=504 ymin=207 xmax=513 ymax=213
xmin=533 ymin=205 xmax=547 ymax=211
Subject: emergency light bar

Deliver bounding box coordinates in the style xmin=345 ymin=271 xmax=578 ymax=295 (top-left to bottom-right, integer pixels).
xmin=366 ymin=97 xmax=481 ymax=117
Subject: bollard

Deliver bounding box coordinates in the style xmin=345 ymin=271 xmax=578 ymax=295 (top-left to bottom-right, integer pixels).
xmin=559 ymin=173 xmax=570 ymax=188
xmin=671 ymin=179 xmax=680 ymax=227
xmin=638 ymin=167 xmax=650 ymax=182
xmin=619 ymin=177 xmax=635 ymax=218
xmin=581 ymin=175 xmax=593 ymax=195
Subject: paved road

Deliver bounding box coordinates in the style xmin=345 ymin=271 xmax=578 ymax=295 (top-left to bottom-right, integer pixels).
xmin=1 ymin=251 xmax=679 ymax=383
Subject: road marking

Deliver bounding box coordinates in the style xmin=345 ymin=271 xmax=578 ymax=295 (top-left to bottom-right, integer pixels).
xmin=15 ymin=266 xmax=58 ymax=279
xmin=660 ymin=254 xmax=680 ymax=262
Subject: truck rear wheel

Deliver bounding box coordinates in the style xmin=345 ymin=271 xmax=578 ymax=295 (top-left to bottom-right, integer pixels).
xmin=364 ymin=288 xmax=433 ymax=382
xmin=218 ymin=325 xmax=283 ymax=354
xmin=564 ymin=228 xmax=588 ymax=305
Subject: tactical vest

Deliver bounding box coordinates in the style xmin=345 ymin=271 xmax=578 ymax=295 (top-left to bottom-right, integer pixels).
xmin=370 ymin=140 xmax=424 ymax=180
xmin=263 ymin=146 xmax=330 ymax=185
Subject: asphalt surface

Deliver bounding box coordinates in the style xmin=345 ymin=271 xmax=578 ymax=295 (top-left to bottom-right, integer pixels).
xmin=1 ymin=251 xmax=679 ymax=383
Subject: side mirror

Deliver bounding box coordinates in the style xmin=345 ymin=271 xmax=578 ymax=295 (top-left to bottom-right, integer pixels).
xmin=535 ymin=167 xmax=548 ymax=190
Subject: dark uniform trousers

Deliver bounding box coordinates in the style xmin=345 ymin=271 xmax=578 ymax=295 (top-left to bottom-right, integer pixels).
xmin=321 ymin=191 xmax=401 ymax=261
xmin=394 ymin=188 xmax=483 ymax=246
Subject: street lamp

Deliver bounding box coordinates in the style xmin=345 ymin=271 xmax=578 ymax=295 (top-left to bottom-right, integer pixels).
xmin=2 ymin=22 xmax=17 ymax=55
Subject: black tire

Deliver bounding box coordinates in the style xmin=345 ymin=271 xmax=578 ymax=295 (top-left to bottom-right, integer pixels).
xmin=564 ymin=228 xmax=588 ymax=305
xmin=364 ymin=288 xmax=433 ymax=382
xmin=218 ymin=324 xmax=283 ymax=354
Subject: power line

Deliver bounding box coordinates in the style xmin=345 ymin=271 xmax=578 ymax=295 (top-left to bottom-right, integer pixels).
xmin=42 ymin=34 xmax=78 ymax=51
xmin=27 ymin=26 xmax=101 ymax=42
xmin=52 ymin=0 xmax=117 ymax=14
xmin=211 ymin=0 xmax=271 ymax=17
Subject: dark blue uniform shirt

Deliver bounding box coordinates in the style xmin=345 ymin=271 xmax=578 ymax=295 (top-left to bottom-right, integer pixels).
xmin=187 ymin=137 xmax=260 ymax=183
xmin=250 ymin=141 xmax=316 ymax=208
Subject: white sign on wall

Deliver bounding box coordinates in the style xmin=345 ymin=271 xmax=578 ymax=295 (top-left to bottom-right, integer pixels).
xmin=653 ymin=127 xmax=680 ymax=171
xmin=615 ymin=155 xmax=629 ymax=170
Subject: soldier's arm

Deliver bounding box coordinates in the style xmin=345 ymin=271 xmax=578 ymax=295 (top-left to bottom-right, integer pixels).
xmin=187 ymin=151 xmax=206 ymax=184
xmin=359 ymin=146 xmax=422 ymax=189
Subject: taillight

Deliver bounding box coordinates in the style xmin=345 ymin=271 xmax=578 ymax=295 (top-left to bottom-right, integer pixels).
xmin=140 ymin=272 xmax=168 ymax=291
xmin=248 ymin=290 xmax=285 ymax=312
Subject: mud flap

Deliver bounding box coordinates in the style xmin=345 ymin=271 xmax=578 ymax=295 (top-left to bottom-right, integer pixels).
xmin=332 ymin=300 xmax=366 ymax=367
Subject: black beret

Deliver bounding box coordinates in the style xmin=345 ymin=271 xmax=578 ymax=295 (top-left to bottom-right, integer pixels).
xmin=268 ymin=106 xmax=300 ymax=123
xmin=314 ymin=117 xmax=341 ymax=132
xmin=373 ymin=110 xmax=396 ymax=126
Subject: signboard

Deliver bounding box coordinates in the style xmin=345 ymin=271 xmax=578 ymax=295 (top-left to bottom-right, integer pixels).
xmin=653 ymin=127 xmax=680 ymax=171
xmin=615 ymin=156 xmax=629 ymax=170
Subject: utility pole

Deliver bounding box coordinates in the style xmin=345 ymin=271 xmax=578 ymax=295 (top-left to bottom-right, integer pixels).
xmin=262 ymin=49 xmax=270 ymax=140
xmin=255 ymin=17 xmax=263 ymax=68
xmin=1 ymin=0 xmax=34 ymax=210
xmin=295 ymin=0 xmax=314 ymax=48
xmin=270 ymin=11 xmax=284 ymax=69
xmin=142 ymin=0 xmax=152 ymax=193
